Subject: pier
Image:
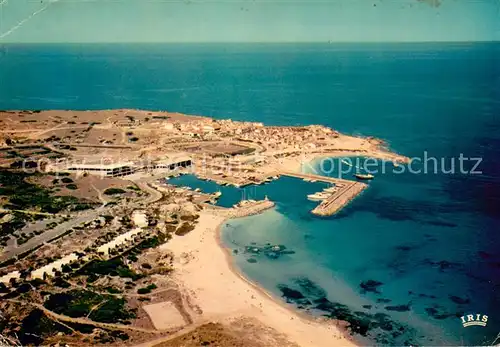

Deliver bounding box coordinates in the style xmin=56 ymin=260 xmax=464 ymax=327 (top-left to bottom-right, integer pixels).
xmin=279 ymin=171 xmax=354 ymax=185
xmin=279 ymin=171 xmax=368 ymax=217
xmin=311 ymin=181 xmax=367 ymax=216
xmin=202 ymin=199 xmax=275 ymax=218
xmin=229 ymin=199 xmax=275 ymax=218
xmin=193 ymin=170 xmax=279 ymax=187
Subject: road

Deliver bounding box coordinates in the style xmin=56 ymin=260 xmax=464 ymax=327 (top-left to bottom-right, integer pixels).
xmin=0 ymin=206 xmax=106 ymax=263
xmin=0 ymin=174 xmax=165 ymax=263
xmin=7 ymin=299 xmax=161 ymax=334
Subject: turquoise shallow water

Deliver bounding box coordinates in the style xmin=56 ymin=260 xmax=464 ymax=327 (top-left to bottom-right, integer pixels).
xmin=1 ymin=42 xmax=499 ymax=345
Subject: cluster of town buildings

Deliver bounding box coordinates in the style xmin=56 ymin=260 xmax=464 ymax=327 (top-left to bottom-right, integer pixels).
xmin=49 ymin=154 xmax=193 ymax=178
xmin=162 ymin=117 xmax=339 ymax=152
xmin=0 ymin=211 xmax=150 ymax=286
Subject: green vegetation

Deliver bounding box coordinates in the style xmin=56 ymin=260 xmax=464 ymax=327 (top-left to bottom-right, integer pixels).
xmin=175 ymin=222 xmax=196 ymax=236
xmin=105 ymin=286 xmax=123 ymax=294
xmin=65 ymin=184 xmax=78 ymax=190
xmin=127 ymin=254 xmax=138 ymax=262
xmin=53 ymin=277 xmax=71 ymax=288
xmin=0 ymin=170 xmax=93 ymax=218
xmin=0 ymin=211 xmax=29 ymax=238
xmin=78 ymin=258 xmax=143 ymax=282
xmin=61 ymin=177 xmax=73 ymax=184
xmin=180 ymin=214 xmax=199 ymax=222
xmin=104 ymin=188 xmax=126 ymax=195
xmin=137 ymin=283 xmax=157 ymax=295
xmin=44 ymin=290 xmax=136 ymax=324
xmin=19 ymin=309 xmax=71 ymax=346
xmin=95 ymin=330 xmax=130 ymax=344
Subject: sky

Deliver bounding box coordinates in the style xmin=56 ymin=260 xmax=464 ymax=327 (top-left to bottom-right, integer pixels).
xmin=0 ymin=0 xmax=499 ymax=43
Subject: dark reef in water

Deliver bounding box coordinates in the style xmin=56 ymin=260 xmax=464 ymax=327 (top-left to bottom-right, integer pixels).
xmin=416 ymin=293 xmax=437 ymax=299
xmin=385 ymin=303 xmax=411 ymax=312
xmin=377 ymin=298 xmax=392 ymax=303
xmin=241 ymin=243 xmax=295 ymax=262
xmin=422 ymin=258 xmax=463 ymax=272
xmin=395 ymin=245 xmax=414 ymax=252
xmin=426 ymin=220 xmax=457 ymax=228
xmin=277 ymin=284 xmax=311 ymax=306
xmin=360 ymin=280 xmax=384 ymax=294
xmin=293 ymin=277 xmax=327 ymax=298
xmin=449 ymin=295 xmax=470 ymax=305
xmin=424 ymin=304 xmax=461 ymax=320
xmin=277 ymin=277 xmax=418 ymax=345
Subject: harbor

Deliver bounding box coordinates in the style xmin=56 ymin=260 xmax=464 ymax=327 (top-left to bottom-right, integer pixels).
xmin=310 ymin=180 xmax=367 ymax=217
xmin=279 ymin=171 xmax=368 ymax=216
xmin=167 ymin=170 xmax=370 ymax=217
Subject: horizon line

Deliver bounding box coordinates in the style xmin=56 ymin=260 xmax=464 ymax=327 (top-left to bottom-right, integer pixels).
xmin=1 ymin=40 xmax=499 ymax=44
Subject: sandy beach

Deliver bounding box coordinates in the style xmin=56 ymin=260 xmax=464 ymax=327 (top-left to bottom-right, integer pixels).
xmin=156 ymin=212 xmax=356 ymax=347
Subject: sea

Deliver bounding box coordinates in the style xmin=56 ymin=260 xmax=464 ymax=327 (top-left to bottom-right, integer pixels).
xmin=0 ymin=42 xmax=499 ymax=345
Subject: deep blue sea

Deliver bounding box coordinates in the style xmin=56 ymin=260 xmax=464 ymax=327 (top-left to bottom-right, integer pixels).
xmin=1 ymin=42 xmax=499 ymax=345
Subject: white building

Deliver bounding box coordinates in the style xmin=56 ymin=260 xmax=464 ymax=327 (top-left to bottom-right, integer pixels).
xmin=149 ymin=156 xmax=192 ymax=171
xmin=66 ymin=162 xmax=136 ymax=177
xmin=132 ymin=210 xmax=148 ymax=228
xmin=31 ymin=253 xmax=80 ymax=280
xmin=97 ymin=228 xmax=144 ymax=255
xmin=0 ymin=271 xmax=21 ymax=286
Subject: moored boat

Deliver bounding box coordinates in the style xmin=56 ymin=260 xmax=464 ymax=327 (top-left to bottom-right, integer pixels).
xmin=354 ymin=173 xmax=374 ymax=180
xmin=341 ymin=159 xmax=353 ymax=167
xmin=307 ymin=192 xmax=331 ymax=201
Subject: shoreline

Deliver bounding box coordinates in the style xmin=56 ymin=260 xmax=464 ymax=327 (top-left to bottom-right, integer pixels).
xmin=159 ymin=211 xmax=357 ymax=347
xmin=154 ymin=152 xmax=399 ymax=345
xmin=215 ymin=214 xmax=359 ymax=345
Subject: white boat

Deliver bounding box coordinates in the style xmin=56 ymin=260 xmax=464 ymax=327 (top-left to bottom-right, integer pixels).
xmin=194 ymin=188 xmax=201 ymax=192
xmin=307 ymin=192 xmax=331 ymax=201
xmin=323 ymin=187 xmax=337 ymax=193
xmin=341 ymin=159 xmax=353 ymax=167
xmin=354 ymin=173 xmax=375 ymax=180
xmin=213 ymin=191 xmax=222 ymax=198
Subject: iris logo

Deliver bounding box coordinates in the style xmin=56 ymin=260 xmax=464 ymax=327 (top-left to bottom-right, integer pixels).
xmin=460 ymin=314 xmax=488 ymax=328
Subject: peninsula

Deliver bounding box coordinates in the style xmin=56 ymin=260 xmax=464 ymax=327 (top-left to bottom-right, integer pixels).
xmin=0 ymin=109 xmax=408 ymax=346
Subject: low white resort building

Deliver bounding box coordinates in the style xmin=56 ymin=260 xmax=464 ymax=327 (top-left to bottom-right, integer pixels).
xmin=147 ymin=155 xmax=193 ymax=171
xmin=132 ymin=210 xmax=148 ymax=228
xmin=66 ymin=162 xmax=136 ymax=177
xmin=31 ymin=253 xmax=80 ymax=280
xmin=96 ymin=228 xmax=144 ymax=256
xmin=0 ymin=271 xmax=21 ymax=287
xmin=49 ymin=155 xmax=193 ymax=177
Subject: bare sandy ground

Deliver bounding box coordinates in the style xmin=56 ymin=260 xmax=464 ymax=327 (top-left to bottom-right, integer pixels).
xmin=158 ymin=212 xmax=356 ymax=347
